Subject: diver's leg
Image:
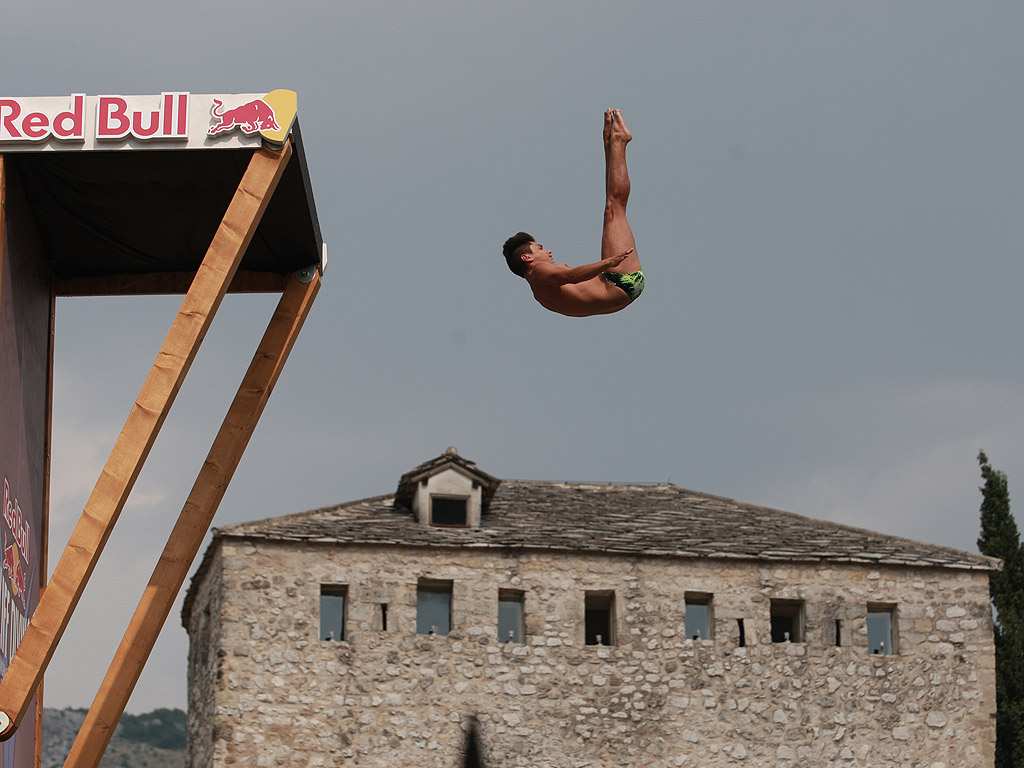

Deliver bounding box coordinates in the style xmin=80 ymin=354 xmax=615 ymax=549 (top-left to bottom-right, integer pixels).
xmin=601 ymin=109 xmax=641 ymax=273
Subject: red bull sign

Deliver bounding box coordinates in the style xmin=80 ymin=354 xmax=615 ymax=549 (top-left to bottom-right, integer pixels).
xmin=1 ymin=481 xmax=31 ymax=620
xmin=0 ymin=91 xmax=297 ymax=151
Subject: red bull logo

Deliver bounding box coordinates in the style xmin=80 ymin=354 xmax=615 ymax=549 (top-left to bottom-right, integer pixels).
xmin=2 ymin=544 xmax=25 ymax=605
xmin=207 ymin=98 xmax=280 ymax=137
xmin=1 ymin=479 xmax=31 ymax=617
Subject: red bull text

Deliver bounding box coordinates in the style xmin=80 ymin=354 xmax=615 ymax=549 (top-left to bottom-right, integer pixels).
xmin=96 ymin=93 xmax=189 ymax=140
xmin=0 ymin=479 xmax=31 ymax=659
xmin=0 ymin=93 xmax=189 ymax=143
xmin=0 ymin=94 xmax=85 ymax=142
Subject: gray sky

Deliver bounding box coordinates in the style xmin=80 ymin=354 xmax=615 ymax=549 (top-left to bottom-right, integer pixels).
xmin=4 ymin=1 xmax=1023 ymax=713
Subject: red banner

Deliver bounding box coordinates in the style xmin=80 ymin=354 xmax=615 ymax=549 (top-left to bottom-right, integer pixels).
xmin=0 ymin=162 xmax=50 ymax=768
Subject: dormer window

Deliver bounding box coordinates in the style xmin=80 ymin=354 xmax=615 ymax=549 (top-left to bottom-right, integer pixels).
xmin=394 ymin=447 xmax=501 ymax=530
xmin=431 ymin=496 xmax=469 ymax=527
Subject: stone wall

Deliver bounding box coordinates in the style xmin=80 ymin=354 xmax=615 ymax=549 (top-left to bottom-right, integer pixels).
xmin=185 ymin=538 xmax=996 ymax=767
xmin=185 ymin=543 xmax=223 ymax=768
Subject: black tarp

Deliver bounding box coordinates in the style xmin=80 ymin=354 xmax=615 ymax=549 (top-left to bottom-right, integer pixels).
xmin=5 ymin=128 xmax=321 ymax=294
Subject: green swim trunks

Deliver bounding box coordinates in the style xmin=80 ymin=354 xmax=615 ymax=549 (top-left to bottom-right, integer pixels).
xmin=602 ymin=270 xmax=645 ymax=301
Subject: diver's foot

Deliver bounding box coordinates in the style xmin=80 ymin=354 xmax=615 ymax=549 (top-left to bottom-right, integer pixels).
xmin=604 ymin=108 xmax=632 ymax=148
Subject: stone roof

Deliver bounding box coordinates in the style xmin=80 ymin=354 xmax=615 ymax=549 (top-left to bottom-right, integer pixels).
xmin=211 ymin=467 xmax=996 ymax=573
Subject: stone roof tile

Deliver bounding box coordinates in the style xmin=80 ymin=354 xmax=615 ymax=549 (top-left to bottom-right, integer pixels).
xmin=215 ymin=480 xmax=996 ymax=571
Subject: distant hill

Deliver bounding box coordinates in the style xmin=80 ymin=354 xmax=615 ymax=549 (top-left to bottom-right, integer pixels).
xmin=41 ymin=707 xmax=185 ymax=768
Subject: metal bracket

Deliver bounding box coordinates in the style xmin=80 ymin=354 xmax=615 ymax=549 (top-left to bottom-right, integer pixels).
xmin=295 ymin=265 xmax=318 ymax=284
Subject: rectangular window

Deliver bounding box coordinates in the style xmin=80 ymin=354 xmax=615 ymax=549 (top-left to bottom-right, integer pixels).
xmin=835 ymin=619 xmax=843 ymax=647
xmin=319 ymin=584 xmax=347 ymax=642
xmin=430 ymin=496 xmax=468 ymax=527
xmin=770 ymin=599 xmax=804 ymax=643
xmin=498 ymin=590 xmax=524 ymax=643
xmin=585 ymin=591 xmax=615 ymax=646
xmin=379 ymin=603 xmax=389 ymax=632
xmin=417 ymin=580 xmax=452 ymax=635
xmin=867 ymin=604 xmax=896 ymax=655
xmin=685 ymin=593 xmax=712 ymax=640
xmin=737 ymin=619 xmax=746 ymax=648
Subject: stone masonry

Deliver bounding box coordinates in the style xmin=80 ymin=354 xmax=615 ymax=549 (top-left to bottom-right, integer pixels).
xmin=183 ymin=451 xmax=997 ymax=767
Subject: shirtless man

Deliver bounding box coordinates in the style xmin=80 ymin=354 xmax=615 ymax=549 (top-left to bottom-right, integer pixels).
xmin=503 ymin=109 xmax=644 ymax=317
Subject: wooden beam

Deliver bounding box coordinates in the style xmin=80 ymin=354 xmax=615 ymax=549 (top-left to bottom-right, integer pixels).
xmin=0 ymin=142 xmax=293 ymax=740
xmin=62 ymin=268 xmax=320 ymax=768
xmin=56 ymin=269 xmax=290 ymax=297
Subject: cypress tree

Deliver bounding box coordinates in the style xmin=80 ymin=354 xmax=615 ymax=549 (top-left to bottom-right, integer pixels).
xmin=978 ymin=450 xmax=1024 ymax=767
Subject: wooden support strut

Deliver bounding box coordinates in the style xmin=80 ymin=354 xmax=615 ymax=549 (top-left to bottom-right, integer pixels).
xmin=62 ymin=267 xmax=320 ymax=768
xmin=0 ymin=141 xmax=293 ymax=739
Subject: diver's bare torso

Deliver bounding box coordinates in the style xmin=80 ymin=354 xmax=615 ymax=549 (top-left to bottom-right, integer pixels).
xmin=527 ymin=272 xmax=631 ymax=317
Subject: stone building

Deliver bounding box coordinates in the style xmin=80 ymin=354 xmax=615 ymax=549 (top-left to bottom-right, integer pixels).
xmin=182 ymin=448 xmax=998 ymax=767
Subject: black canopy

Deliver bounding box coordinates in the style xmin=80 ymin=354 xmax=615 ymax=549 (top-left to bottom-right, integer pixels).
xmin=7 ymin=125 xmax=322 ymax=295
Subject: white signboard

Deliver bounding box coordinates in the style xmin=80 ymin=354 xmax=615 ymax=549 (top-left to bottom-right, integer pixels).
xmin=0 ymin=91 xmax=297 ymax=151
